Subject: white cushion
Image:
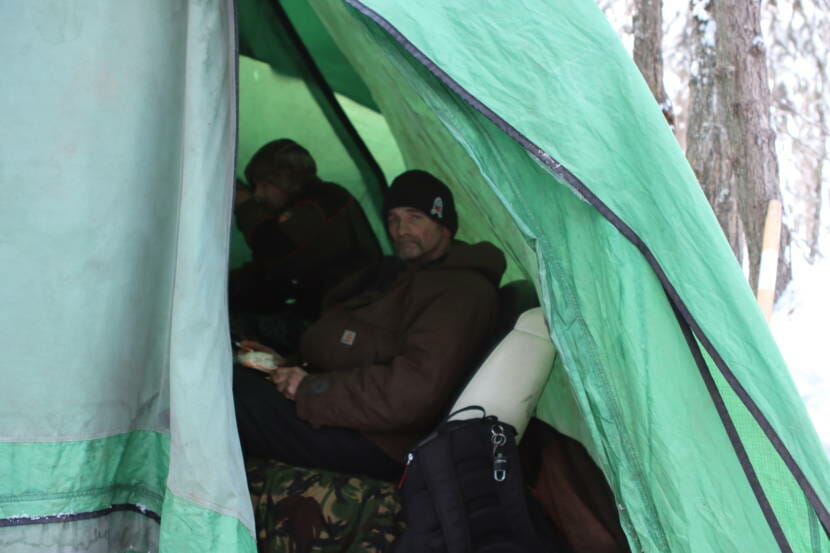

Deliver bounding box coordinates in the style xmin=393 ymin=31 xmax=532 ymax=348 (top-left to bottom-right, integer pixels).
xmin=449 ymin=307 xmax=555 ymax=440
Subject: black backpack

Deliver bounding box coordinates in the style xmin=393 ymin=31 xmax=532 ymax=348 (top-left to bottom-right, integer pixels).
xmin=395 ymin=407 xmax=563 ymax=553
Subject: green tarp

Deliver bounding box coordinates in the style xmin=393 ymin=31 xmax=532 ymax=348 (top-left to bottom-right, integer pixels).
xmin=302 ymin=2 xmax=830 ymax=551
xmin=1 ymin=1 xmax=828 ymax=552
xmin=0 ymin=2 xmax=254 ymax=552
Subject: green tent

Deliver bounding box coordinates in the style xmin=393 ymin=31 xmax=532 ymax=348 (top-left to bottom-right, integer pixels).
xmin=1 ymin=1 xmax=828 ymax=552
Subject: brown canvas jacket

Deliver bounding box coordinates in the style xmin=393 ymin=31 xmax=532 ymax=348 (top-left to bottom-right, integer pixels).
xmin=230 ymin=179 xmax=381 ymax=317
xmin=294 ymin=241 xmax=506 ymax=462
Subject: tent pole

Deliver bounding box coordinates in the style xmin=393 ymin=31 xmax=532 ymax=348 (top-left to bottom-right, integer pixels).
xmin=271 ymin=0 xmax=389 ymax=208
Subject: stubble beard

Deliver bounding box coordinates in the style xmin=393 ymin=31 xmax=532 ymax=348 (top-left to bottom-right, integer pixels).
xmin=394 ymin=239 xmax=424 ymax=261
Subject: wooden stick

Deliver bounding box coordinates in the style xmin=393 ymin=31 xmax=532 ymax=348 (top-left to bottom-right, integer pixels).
xmin=756 ymin=199 xmax=782 ymax=323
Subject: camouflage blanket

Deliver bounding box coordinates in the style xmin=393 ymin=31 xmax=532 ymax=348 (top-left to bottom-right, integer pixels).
xmin=246 ymin=458 xmax=405 ymax=553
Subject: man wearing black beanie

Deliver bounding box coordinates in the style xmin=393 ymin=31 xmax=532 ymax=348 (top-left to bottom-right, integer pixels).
xmin=380 ymin=170 xmax=458 ymax=265
xmin=234 ymin=169 xmax=506 ymax=482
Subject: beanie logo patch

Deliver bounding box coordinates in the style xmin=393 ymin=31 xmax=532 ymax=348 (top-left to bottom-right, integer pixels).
xmin=430 ymin=196 xmax=444 ymax=219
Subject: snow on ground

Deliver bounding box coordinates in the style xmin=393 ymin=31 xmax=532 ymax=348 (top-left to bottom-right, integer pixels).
xmin=771 ymin=254 xmax=830 ymax=458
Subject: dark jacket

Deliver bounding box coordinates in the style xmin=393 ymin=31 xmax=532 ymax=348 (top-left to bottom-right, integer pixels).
xmin=294 ymin=241 xmax=506 ymax=462
xmin=230 ymin=179 xmax=381 ymax=318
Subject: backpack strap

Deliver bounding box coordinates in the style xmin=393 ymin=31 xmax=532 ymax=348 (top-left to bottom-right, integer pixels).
xmin=491 ymin=424 xmax=549 ymax=552
xmin=445 ymin=405 xmax=486 ymax=422
xmin=416 ymin=428 xmax=472 ymax=552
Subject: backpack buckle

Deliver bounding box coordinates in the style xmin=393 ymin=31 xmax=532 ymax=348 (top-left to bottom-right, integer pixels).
xmin=491 ymin=424 xmax=509 ymax=481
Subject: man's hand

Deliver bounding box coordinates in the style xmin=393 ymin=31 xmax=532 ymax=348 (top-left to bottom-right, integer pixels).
xmin=270 ymin=366 xmax=308 ymax=400
xmin=238 ymin=340 xmax=280 ymax=356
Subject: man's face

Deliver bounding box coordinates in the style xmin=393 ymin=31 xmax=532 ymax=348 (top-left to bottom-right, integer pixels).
xmin=253 ymin=177 xmax=290 ymax=211
xmin=387 ymin=206 xmax=452 ymax=263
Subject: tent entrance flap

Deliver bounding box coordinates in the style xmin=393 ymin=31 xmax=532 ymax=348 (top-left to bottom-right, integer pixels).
xmin=0 ymin=1 xmax=255 ymax=551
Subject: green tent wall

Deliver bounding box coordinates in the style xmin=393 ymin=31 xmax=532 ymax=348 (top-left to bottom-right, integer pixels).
xmin=1 ymin=1 xmax=828 ymax=552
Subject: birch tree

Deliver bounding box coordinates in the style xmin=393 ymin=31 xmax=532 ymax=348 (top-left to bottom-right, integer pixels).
xmin=766 ymin=0 xmax=829 ymax=264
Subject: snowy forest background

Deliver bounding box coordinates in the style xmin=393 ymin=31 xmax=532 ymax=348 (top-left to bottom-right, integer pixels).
xmin=599 ymin=0 xmax=829 ymax=456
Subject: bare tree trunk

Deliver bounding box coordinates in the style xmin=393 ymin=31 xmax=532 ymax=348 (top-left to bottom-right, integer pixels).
xmin=807 ymin=96 xmax=826 ymax=262
xmin=633 ymin=0 xmax=675 ymax=127
xmin=685 ymin=0 xmax=743 ymax=258
xmin=716 ymin=0 xmax=787 ymax=293
xmin=777 ymin=223 xmax=792 ymax=298
xmin=765 ymin=0 xmax=827 ymax=283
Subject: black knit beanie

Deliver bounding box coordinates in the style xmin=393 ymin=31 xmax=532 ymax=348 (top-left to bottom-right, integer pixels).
xmin=384 ymin=170 xmax=458 ymax=235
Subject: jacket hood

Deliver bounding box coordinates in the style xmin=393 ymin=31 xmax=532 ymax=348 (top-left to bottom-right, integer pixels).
xmin=431 ymin=240 xmax=506 ymax=286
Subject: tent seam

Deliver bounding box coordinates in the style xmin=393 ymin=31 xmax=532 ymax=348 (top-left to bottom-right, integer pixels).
xmin=533 ymin=237 xmax=647 ymax=543
xmin=671 ymin=301 xmax=793 ymax=552
xmin=0 ymin=483 xmax=163 ymax=506
xmin=0 ymin=503 xmax=161 ymax=528
xmin=0 ymin=427 xmax=170 ymax=444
